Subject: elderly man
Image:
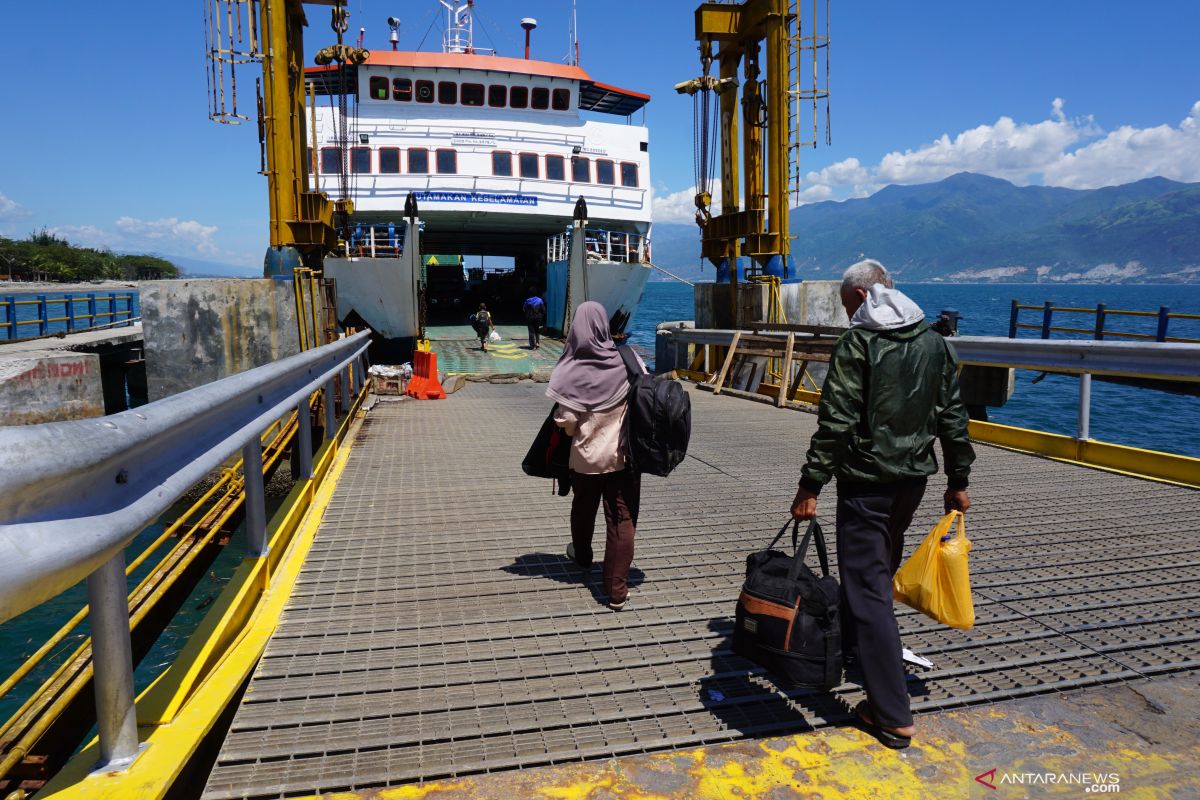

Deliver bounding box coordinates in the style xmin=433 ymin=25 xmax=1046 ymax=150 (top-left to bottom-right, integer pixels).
xmin=791 ymin=259 xmax=975 ymax=748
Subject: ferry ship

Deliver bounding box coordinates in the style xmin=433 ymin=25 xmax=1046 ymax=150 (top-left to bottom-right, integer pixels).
xmin=300 ymin=1 xmax=654 ymax=355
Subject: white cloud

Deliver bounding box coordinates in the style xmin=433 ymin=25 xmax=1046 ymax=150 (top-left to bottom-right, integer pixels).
xmin=652 ymin=181 xmax=722 ymax=223
xmin=876 ymin=98 xmax=1096 ymax=186
xmin=656 ymin=99 xmax=1200 ymax=208
xmin=797 ymin=157 xmax=876 ymax=203
xmin=1042 ymin=101 xmax=1200 ymax=188
xmin=0 ymin=191 xmax=29 ymax=220
xmin=49 ymin=216 xmax=254 ymax=266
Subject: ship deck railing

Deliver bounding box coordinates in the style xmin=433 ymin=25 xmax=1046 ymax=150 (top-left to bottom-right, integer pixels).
xmin=546 ymin=227 xmax=650 ymax=264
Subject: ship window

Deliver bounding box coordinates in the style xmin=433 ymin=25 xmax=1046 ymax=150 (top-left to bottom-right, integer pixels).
xmin=509 ymin=85 xmax=528 ymax=109
xmin=379 ymin=147 xmax=401 ymax=174
xmin=531 ymin=87 xmax=550 ymax=110
xmin=545 ymin=155 xmax=565 ymax=181
xmin=436 ymin=148 xmax=458 ymax=174
xmin=306 ymin=147 xmax=313 ymax=173
xmin=438 ymin=81 xmax=457 ymax=104
xmin=351 ymin=147 xmax=372 ymax=173
xmin=393 ymin=78 xmax=412 ymax=101
xmin=518 ymin=152 xmax=539 ymax=179
xmin=408 ymin=148 xmax=429 ymax=173
xmin=552 ymin=88 xmax=570 ymax=111
xmin=320 ymin=147 xmax=342 ymax=174
xmin=492 ymin=151 xmax=513 ymax=176
xmin=461 ymin=83 xmax=485 ymax=106
xmin=415 ymin=80 xmax=435 ymax=103
xmin=571 ymin=156 xmax=590 ymax=183
xmin=596 ymin=159 xmax=615 ymax=185
xmin=620 ymin=162 xmax=639 ymax=187
xmin=369 ymin=76 xmax=389 ymax=101
xmin=487 ymin=84 xmax=507 ymax=107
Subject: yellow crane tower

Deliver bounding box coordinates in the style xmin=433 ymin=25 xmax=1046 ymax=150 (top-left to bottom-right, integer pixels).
xmin=678 ymin=0 xmax=830 ymax=325
xmin=203 ymin=0 xmax=364 ymax=275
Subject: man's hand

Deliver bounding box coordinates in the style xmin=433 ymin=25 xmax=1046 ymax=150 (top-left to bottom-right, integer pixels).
xmin=944 ymin=488 xmax=971 ymax=513
xmin=791 ymin=486 xmax=819 ymax=520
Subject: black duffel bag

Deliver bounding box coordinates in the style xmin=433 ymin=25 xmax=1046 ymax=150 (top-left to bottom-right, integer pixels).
xmin=733 ymin=519 xmax=842 ymax=689
xmin=521 ymin=405 xmax=572 ymax=496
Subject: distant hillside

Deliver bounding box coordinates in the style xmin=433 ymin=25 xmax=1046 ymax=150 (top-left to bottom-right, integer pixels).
xmin=651 ymin=173 xmax=1200 ymax=283
xmin=165 ymin=254 xmax=260 ymax=278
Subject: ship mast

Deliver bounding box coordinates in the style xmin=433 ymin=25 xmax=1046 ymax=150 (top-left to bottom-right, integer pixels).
xmin=440 ymin=0 xmax=475 ymax=54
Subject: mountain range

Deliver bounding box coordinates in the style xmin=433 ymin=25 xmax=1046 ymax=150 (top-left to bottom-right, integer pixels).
xmin=650 ymin=173 xmax=1200 ymax=284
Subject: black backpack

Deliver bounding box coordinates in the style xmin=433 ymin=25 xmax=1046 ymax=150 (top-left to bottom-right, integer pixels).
xmin=617 ymin=345 xmax=691 ymax=477
xmin=733 ymin=519 xmax=843 ymax=689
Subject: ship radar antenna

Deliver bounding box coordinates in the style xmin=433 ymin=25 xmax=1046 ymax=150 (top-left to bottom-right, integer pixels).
xmin=440 ymin=0 xmax=475 ymax=54
xmin=387 ymin=16 xmax=401 ymax=51
xmin=521 ymin=18 xmax=537 ymax=60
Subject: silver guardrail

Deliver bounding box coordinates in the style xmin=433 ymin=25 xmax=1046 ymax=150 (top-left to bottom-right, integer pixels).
xmin=660 ymin=327 xmax=1200 ymax=443
xmin=0 ymin=329 xmax=370 ymax=769
xmin=948 ymin=336 xmax=1200 ymax=382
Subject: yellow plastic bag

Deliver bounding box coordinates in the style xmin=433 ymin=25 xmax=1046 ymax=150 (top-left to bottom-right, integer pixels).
xmin=893 ymin=511 xmax=974 ymax=630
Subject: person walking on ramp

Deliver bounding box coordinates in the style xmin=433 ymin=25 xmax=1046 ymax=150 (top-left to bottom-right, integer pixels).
xmin=790 ymin=259 xmax=975 ymax=748
xmin=548 ymin=301 xmax=646 ymax=611
xmin=522 ymin=287 xmax=546 ymax=350
xmin=473 ymin=303 xmax=493 ymax=352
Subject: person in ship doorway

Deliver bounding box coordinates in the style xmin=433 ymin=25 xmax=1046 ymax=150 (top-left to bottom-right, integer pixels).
xmin=548 ymin=301 xmax=647 ymax=611
xmin=790 ymin=259 xmax=976 ymax=749
xmin=522 ymin=287 xmax=546 ymax=350
xmin=472 ymin=303 xmax=494 ymax=352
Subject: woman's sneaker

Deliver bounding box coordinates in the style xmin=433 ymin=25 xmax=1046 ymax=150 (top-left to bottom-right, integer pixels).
xmin=608 ymin=598 xmax=627 ymax=612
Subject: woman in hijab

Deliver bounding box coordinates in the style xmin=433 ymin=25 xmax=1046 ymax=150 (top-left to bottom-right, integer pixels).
xmin=548 ymin=301 xmax=646 ymax=611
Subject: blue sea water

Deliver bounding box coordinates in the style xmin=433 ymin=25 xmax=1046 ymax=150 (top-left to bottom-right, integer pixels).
xmin=627 ymin=281 xmax=1200 ymax=459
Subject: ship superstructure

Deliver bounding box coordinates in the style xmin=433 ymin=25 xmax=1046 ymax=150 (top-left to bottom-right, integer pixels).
xmin=303 ymin=2 xmax=653 ymax=354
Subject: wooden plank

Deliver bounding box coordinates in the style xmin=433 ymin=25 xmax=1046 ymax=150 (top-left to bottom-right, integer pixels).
xmin=709 ymin=331 xmax=741 ymax=396
xmin=777 ymin=332 xmax=794 ymax=408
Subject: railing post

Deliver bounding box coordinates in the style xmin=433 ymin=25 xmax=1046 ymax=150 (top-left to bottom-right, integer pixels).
xmin=325 ymin=379 xmax=337 ymax=435
xmin=1156 ymin=306 xmax=1170 ymax=342
xmin=1094 ymin=304 xmax=1106 ymax=340
xmin=66 ymin=294 xmax=76 ymax=332
xmin=242 ymin=438 xmax=268 ymax=556
xmin=87 ymin=292 xmax=97 ymax=326
xmin=1077 ymin=372 xmax=1092 ymax=441
xmin=296 ymin=399 xmax=313 ymax=480
xmin=86 ymin=552 xmax=141 ymax=770
xmin=37 ymin=294 xmax=47 ymax=336
xmin=1040 ymin=301 xmax=1054 ymax=340
xmin=109 ymin=292 xmax=118 ymax=325
xmin=1008 ymin=300 xmax=1019 ymax=338
xmin=4 ymin=296 xmax=14 ymax=341
xmin=341 ymin=365 xmax=351 ymax=409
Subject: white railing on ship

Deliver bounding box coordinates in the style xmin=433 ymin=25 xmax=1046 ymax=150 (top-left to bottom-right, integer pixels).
xmin=546 ymin=228 xmax=651 ymax=264
xmin=0 ymin=331 xmax=371 ymax=770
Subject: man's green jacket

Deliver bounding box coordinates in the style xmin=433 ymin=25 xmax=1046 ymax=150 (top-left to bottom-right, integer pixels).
xmin=799 ymin=321 xmax=975 ymax=493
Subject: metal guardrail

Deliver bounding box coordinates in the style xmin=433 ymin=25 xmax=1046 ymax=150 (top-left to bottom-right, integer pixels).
xmin=1008 ymin=299 xmax=1200 ymax=343
xmin=0 ymin=330 xmax=370 ymax=769
xmin=949 ymin=336 xmax=1200 ymax=382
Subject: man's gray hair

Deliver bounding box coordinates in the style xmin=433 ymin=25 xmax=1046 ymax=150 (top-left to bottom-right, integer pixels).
xmin=842 ymin=259 xmax=893 ymax=291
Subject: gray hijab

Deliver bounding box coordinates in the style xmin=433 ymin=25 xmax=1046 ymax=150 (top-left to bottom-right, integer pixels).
xmin=546 ymin=301 xmax=630 ymax=412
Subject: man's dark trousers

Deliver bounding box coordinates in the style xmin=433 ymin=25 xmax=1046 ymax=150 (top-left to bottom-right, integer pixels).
xmin=527 ymin=322 xmax=540 ymax=349
xmin=835 ymin=476 xmax=926 ymax=729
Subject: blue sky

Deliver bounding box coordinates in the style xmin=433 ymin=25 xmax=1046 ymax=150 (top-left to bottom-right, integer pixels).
xmin=0 ymin=1 xmax=1197 ymax=269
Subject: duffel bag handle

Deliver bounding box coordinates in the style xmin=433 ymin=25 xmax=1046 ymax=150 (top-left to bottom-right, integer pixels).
xmin=788 ymin=519 xmax=832 ymax=580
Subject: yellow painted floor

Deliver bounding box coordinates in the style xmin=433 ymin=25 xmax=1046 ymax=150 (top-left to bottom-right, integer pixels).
xmin=312 ymin=675 xmax=1200 ymax=800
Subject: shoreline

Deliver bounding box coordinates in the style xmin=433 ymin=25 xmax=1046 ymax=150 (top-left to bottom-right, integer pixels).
xmin=0 ymin=279 xmax=140 ymax=294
